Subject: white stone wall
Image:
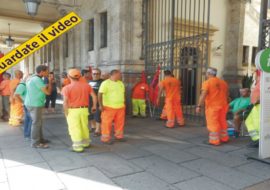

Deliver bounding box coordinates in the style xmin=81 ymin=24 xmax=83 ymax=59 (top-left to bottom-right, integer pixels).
xmin=209 ymin=0 xmax=228 ymax=77
xmin=243 ymin=0 xmax=260 ymax=75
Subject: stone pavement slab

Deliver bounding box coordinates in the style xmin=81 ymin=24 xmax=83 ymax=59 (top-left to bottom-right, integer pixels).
xmin=0 ymin=135 xmax=29 ymax=150
xmin=113 ymin=172 xmax=178 ymax=190
xmin=0 ymin=124 xmax=22 ymax=137
xmin=40 ymin=149 xmax=88 ymax=172
xmin=131 ymin=155 xmax=200 ymax=184
xmin=1 ymin=114 xmax=270 ymax=190
xmin=6 ymin=162 xmax=64 ymax=190
xmin=0 ymin=157 xmax=7 ymax=183
xmin=0 ymin=182 xmax=9 ymax=190
xmin=0 ymin=170 xmax=7 ymax=183
xmin=2 ymin=147 xmax=44 ymax=168
xmin=57 ymin=166 xmax=122 ymax=190
xmin=245 ymin=179 xmax=270 ymax=190
xmin=142 ymin=143 xmax=199 ymax=163
xmin=174 ymin=176 xmax=235 ymax=190
xmin=110 ymin=143 xmax=152 ymax=160
xmin=186 ymin=146 xmax=250 ymax=167
xmin=181 ymin=158 xmax=262 ymax=189
xmin=236 ymin=162 xmax=270 ymax=180
xmin=84 ymin=152 xmax=143 ymax=178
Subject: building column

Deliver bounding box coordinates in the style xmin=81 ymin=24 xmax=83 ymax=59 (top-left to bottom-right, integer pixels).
xmin=223 ymin=0 xmax=246 ymax=98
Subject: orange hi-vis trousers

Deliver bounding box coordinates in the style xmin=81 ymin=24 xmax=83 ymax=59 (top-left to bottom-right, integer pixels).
xmin=160 ymin=104 xmax=167 ymax=120
xmin=9 ymin=99 xmax=23 ymax=127
xmin=205 ymin=106 xmax=229 ymax=145
xmin=101 ymin=106 xmax=125 ymax=142
xmin=165 ymin=98 xmax=185 ymax=128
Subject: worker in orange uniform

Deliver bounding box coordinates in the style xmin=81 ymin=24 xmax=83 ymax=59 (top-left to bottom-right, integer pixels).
xmin=0 ymin=73 xmax=11 ymax=121
xmin=62 ymin=69 xmax=97 ymax=152
xmin=61 ymin=72 xmax=71 ymax=88
xmin=98 ymin=70 xmax=126 ymax=144
xmin=9 ymin=70 xmax=24 ymax=127
xmin=131 ymin=75 xmax=149 ymax=117
xmin=157 ymin=70 xmax=184 ymax=128
xmin=80 ymin=69 xmax=91 ymax=83
xmin=196 ymin=67 xmax=229 ymax=146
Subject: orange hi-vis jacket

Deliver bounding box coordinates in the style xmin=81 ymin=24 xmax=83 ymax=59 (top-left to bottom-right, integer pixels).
xmin=132 ymin=82 xmax=149 ymax=100
xmin=202 ymin=77 xmax=228 ymax=108
xmin=9 ymin=78 xmax=20 ymax=95
xmin=159 ymin=76 xmax=181 ymax=100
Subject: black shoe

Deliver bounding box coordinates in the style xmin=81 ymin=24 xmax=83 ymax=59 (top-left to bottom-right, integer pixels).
xmin=247 ymin=140 xmax=259 ymax=148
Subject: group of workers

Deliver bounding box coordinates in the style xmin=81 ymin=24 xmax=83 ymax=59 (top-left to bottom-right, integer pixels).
xmin=0 ymin=65 xmax=261 ymax=152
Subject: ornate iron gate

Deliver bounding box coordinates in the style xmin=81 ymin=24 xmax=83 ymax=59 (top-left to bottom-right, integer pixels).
xmin=143 ymin=0 xmax=211 ymax=122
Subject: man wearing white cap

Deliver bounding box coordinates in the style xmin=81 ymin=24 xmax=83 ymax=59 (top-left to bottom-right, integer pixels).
xmin=196 ymin=67 xmax=229 ymax=146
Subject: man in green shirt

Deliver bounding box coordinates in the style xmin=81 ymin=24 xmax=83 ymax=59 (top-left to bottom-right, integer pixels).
xmin=25 ymin=65 xmax=52 ymax=148
xmin=229 ymin=88 xmax=251 ymax=136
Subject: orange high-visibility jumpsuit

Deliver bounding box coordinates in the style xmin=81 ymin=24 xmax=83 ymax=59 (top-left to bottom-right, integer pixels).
xmin=202 ymin=77 xmax=229 ymax=145
xmin=160 ymin=104 xmax=167 ymax=120
xmin=9 ymin=78 xmax=23 ymax=126
xmin=159 ymin=77 xmax=184 ymax=128
xmin=99 ymin=79 xmax=126 ymax=142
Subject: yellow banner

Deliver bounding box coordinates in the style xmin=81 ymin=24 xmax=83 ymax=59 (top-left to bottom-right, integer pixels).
xmin=0 ymin=12 xmax=82 ymax=73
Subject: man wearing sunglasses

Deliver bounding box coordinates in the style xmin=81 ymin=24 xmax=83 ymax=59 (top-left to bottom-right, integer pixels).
xmin=89 ymin=68 xmax=103 ymax=136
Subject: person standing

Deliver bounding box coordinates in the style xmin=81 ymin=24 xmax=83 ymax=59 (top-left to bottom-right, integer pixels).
xmin=14 ymin=75 xmax=32 ymax=139
xmin=62 ymin=69 xmax=97 ymax=152
xmin=80 ymin=69 xmax=91 ymax=83
xmin=25 ymin=65 xmax=52 ymax=149
xmin=196 ymin=67 xmax=229 ymax=146
xmin=89 ymin=68 xmax=103 ymax=136
xmin=44 ymin=72 xmax=58 ymax=113
xmin=98 ymin=70 xmax=126 ymax=144
xmin=157 ymin=70 xmax=184 ymax=128
xmin=131 ymin=77 xmax=149 ymax=117
xmin=9 ymin=70 xmax=24 ymax=127
xmin=0 ymin=73 xmax=11 ymax=121
xmin=245 ymin=70 xmax=261 ymax=148
xmin=61 ymin=72 xmax=71 ymax=88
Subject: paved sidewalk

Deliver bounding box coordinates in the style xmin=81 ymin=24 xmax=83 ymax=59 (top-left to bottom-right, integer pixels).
xmin=0 ymin=113 xmax=270 ymax=190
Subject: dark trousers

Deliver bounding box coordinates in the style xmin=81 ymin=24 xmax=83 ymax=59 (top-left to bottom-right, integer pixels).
xmin=45 ymin=93 xmax=57 ymax=108
xmin=23 ymin=106 xmax=32 ymax=138
xmin=27 ymin=106 xmax=44 ymax=146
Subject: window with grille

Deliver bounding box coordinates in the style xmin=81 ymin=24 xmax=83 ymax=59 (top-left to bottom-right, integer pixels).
xmin=251 ymin=46 xmax=258 ymax=66
xmin=89 ymin=19 xmax=94 ymax=51
xmin=242 ymin=45 xmax=249 ymax=66
xmin=100 ymin=12 xmax=107 ymax=48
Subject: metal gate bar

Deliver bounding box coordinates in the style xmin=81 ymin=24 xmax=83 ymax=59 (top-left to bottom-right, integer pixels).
xmin=143 ymin=0 xmax=211 ymax=122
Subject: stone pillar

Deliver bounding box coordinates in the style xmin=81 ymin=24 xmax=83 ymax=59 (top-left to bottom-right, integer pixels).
xmin=223 ymin=0 xmax=246 ymax=98
xmin=53 ymin=40 xmax=60 ymax=75
xmin=59 ymin=36 xmax=65 ymax=73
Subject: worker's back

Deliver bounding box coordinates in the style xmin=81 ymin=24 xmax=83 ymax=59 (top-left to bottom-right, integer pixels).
xmin=160 ymin=76 xmax=181 ymax=100
xmin=202 ymin=77 xmax=228 ymax=108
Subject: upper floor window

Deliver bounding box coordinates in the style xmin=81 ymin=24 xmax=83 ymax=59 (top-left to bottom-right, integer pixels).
xmin=100 ymin=12 xmax=107 ymax=48
xmin=89 ymin=19 xmax=94 ymax=51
